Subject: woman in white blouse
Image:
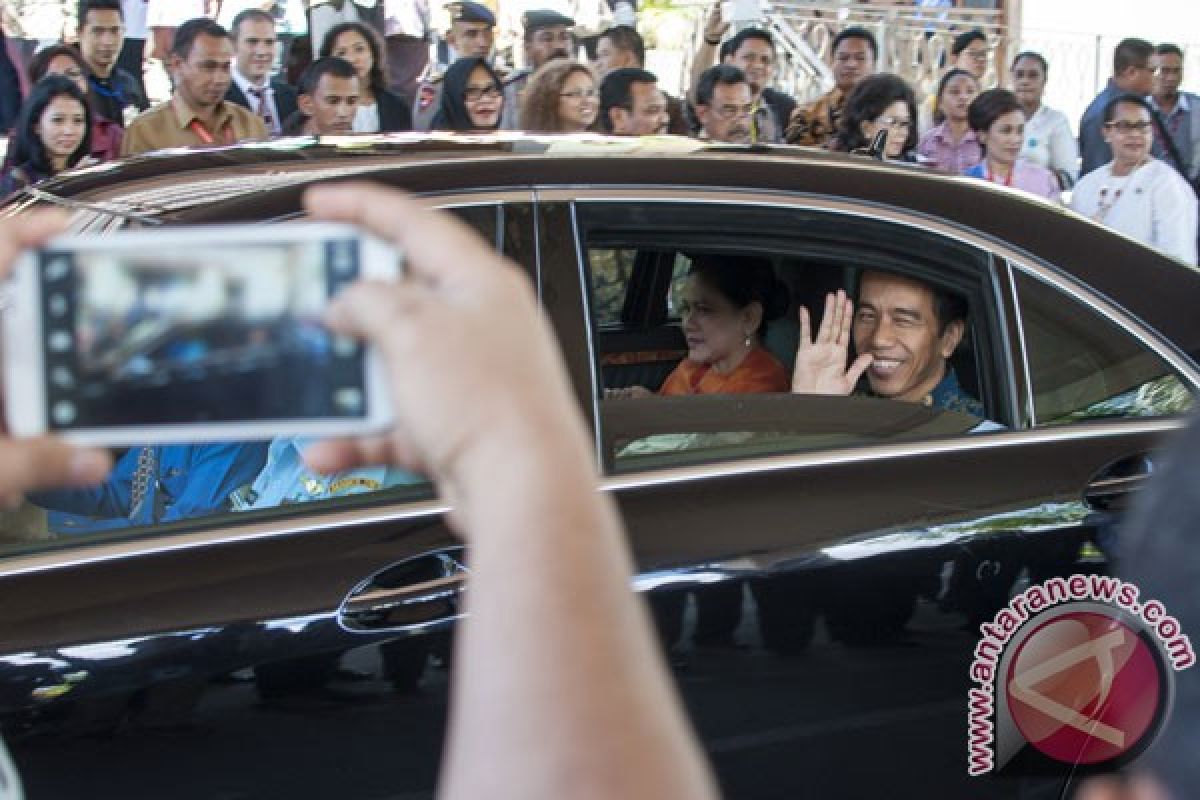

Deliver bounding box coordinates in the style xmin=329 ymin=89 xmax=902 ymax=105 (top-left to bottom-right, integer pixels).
xmin=1011 ymin=51 xmax=1079 ymax=189
xmin=1071 ymin=94 xmax=1198 ymax=265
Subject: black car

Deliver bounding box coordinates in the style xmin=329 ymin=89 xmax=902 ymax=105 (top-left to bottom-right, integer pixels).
xmin=0 ymin=136 xmax=1196 ymax=799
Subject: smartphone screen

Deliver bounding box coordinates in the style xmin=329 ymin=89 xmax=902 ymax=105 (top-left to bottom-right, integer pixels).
xmin=37 ymin=238 xmax=366 ymax=431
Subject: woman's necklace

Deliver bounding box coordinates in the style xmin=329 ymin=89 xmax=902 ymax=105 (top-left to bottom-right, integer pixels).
xmin=985 ymin=161 xmax=1014 ymax=187
xmin=1093 ymin=159 xmax=1147 ymax=223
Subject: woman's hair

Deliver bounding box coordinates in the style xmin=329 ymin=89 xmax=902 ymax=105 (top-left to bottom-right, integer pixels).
xmin=27 ymin=44 xmax=88 ymax=85
xmin=932 ymin=67 xmax=977 ymax=125
xmin=9 ymin=76 xmax=93 ymax=175
xmin=687 ymin=255 xmax=789 ymax=338
xmin=833 ymin=72 xmax=918 ymax=156
xmin=519 ymin=60 xmax=595 ymax=133
xmin=1010 ymin=50 xmax=1048 ymax=77
xmin=432 ymin=57 xmax=504 ymax=132
xmin=967 ymin=88 xmax=1023 ymax=139
xmin=319 ymin=21 xmax=388 ymax=95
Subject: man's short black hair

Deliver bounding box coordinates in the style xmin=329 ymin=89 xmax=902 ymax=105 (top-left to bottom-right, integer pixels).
xmin=951 ymin=29 xmax=986 ymax=57
xmin=598 ymin=25 xmax=644 ymax=67
xmin=832 ymin=26 xmax=877 ymax=59
xmin=231 ymin=8 xmax=277 ymax=39
xmin=298 ymin=56 xmax=358 ymax=96
xmin=1156 ymin=42 xmax=1184 ymax=59
xmin=695 ymin=64 xmax=747 ymax=107
xmin=1010 ymin=50 xmax=1048 ymax=76
xmin=727 ymin=28 xmax=775 ymax=58
xmin=78 ymin=0 xmax=122 ymax=26
xmin=599 ymin=67 xmax=656 ymax=132
xmin=171 ymin=18 xmax=231 ymax=60
xmin=1103 ymin=92 xmax=1154 ymax=124
xmin=1113 ymin=38 xmax=1154 ymax=75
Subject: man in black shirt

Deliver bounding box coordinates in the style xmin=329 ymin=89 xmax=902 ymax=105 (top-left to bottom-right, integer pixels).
xmin=79 ymin=0 xmax=149 ymax=127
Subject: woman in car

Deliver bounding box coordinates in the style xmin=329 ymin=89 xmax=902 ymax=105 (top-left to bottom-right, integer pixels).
xmin=1010 ymin=51 xmax=1079 ymax=189
xmin=319 ymin=21 xmax=413 ymax=133
xmin=917 ymin=68 xmax=982 ymax=172
xmin=26 ymin=44 xmax=122 ymax=162
xmin=519 ymin=60 xmax=600 ymax=134
xmin=607 ymin=255 xmax=791 ymax=399
xmin=963 ymin=88 xmax=1060 ymax=202
xmin=0 ymin=76 xmax=92 ymax=199
xmin=830 ymin=73 xmax=919 ymax=162
xmin=1071 ymin=94 xmax=1198 ymax=265
xmin=431 ymin=57 xmax=505 ymax=134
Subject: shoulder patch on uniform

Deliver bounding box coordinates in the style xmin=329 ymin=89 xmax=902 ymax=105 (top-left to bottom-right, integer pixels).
xmin=330 ymin=477 xmax=383 ymax=494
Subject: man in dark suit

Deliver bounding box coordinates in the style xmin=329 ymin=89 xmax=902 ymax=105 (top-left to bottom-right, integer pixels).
xmin=224 ymin=8 xmax=298 ymax=136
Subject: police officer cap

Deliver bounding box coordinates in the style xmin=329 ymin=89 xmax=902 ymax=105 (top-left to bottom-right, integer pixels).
xmin=523 ymin=9 xmax=575 ymax=34
xmin=449 ymin=1 xmax=495 ymax=26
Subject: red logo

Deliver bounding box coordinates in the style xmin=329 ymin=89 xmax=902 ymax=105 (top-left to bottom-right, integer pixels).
xmin=1005 ymin=611 xmax=1164 ymax=765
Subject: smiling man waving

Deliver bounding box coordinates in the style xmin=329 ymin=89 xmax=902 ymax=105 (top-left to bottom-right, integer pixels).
xmin=791 ymin=272 xmax=984 ymax=417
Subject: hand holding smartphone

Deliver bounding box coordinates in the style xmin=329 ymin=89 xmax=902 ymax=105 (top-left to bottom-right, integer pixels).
xmin=3 ymin=223 xmax=399 ymax=445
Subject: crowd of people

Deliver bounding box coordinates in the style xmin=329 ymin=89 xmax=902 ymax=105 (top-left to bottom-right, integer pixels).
xmin=0 ymin=2 xmax=1198 ymax=264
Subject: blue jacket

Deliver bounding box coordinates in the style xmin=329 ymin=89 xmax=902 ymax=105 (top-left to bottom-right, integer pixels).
xmin=31 ymin=442 xmax=269 ymax=534
xmin=1079 ymin=79 xmax=1124 ymax=178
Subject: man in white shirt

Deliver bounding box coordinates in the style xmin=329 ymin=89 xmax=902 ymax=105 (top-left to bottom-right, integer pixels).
xmin=380 ymin=0 xmax=430 ymax=102
xmin=308 ymin=0 xmax=375 ymax=54
xmin=224 ymin=7 xmax=298 ymax=135
xmin=1071 ymin=94 xmax=1198 ymax=265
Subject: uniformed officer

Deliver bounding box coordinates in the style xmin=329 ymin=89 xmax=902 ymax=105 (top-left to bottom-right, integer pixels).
xmin=229 ymin=435 xmax=424 ymax=510
xmin=500 ymin=8 xmax=575 ymax=130
xmin=412 ymin=1 xmax=497 ymax=132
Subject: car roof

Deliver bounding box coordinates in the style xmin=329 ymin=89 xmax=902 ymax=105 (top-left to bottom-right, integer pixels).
xmin=6 ymin=133 xmax=1199 ymax=359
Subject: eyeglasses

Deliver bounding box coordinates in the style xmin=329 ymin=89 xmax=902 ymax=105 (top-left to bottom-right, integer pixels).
xmin=1152 ymin=66 xmax=1184 ymax=76
xmin=464 ymin=85 xmax=502 ymax=102
xmin=876 ymin=115 xmax=911 ymax=130
xmin=1105 ymin=120 xmax=1152 ymax=133
xmin=964 ymin=48 xmax=989 ymax=61
xmin=55 ymin=67 xmax=85 ymax=80
xmin=533 ymin=31 xmax=572 ymax=45
xmin=560 ymin=88 xmax=598 ymax=100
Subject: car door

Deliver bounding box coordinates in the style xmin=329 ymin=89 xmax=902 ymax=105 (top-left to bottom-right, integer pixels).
xmin=550 ymin=188 xmax=1196 ymax=799
xmin=0 ymin=194 xmax=536 ymax=800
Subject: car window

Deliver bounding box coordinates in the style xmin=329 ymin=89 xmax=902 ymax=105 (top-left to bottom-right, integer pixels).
xmin=576 ymin=200 xmax=1007 ymax=474
xmin=1014 ymin=270 xmax=1194 ymax=425
xmin=0 ymin=201 xmax=527 ymax=558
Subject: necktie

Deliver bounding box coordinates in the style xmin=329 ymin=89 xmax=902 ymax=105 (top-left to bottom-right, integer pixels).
xmin=247 ymin=86 xmax=275 ymax=134
xmin=129 ymin=446 xmax=158 ymax=520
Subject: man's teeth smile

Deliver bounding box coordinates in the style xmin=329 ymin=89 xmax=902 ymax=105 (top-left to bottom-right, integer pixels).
xmin=871 ymin=359 xmax=902 ymax=373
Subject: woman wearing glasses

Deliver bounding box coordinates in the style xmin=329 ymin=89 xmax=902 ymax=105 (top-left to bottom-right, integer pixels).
xmin=25 ymin=45 xmax=122 ymax=162
xmin=519 ymin=60 xmax=599 ymax=134
xmin=431 ymin=57 xmax=504 ymax=133
xmin=830 ymin=73 xmax=919 ymax=161
xmin=1071 ymin=94 xmax=1197 ymax=265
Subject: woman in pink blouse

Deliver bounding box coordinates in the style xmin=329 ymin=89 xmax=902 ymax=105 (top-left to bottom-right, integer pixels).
xmin=917 ymin=68 xmax=982 ymax=172
xmin=963 ymin=88 xmax=1060 ymax=202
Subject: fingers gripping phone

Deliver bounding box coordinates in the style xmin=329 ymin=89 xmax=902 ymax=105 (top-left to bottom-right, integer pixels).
xmin=3 ymin=223 xmax=397 ymax=446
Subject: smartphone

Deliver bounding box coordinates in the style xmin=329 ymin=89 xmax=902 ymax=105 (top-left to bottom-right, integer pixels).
xmin=3 ymin=222 xmax=398 ymax=445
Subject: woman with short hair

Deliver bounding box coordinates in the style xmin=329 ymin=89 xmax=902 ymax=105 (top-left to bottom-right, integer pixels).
xmin=1071 ymin=94 xmax=1198 ymax=264
xmin=964 ymin=88 xmax=1060 ymax=202
xmin=1009 ymin=51 xmax=1078 ymax=188
xmin=831 ymin=73 xmax=919 ymax=162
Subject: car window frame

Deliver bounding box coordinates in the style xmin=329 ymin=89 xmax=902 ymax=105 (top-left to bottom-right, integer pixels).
xmin=547 ymin=186 xmax=1200 ymax=477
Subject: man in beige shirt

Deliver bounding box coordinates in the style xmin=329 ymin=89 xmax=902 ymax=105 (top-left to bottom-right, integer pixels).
xmin=121 ymin=17 xmax=265 ymax=157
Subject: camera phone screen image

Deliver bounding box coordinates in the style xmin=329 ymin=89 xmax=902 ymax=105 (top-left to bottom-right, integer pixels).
xmin=39 ymin=238 xmax=365 ymax=430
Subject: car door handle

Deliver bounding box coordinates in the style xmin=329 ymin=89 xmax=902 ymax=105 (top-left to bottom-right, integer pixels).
xmin=339 ymin=548 xmax=468 ymax=633
xmin=1084 ymin=454 xmax=1153 ymax=511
